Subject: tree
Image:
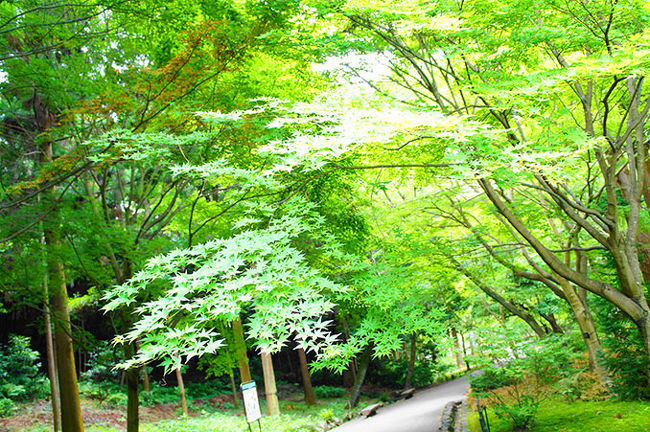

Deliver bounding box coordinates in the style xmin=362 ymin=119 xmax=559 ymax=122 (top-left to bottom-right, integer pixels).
xmin=292 ymin=0 xmax=650 ymax=392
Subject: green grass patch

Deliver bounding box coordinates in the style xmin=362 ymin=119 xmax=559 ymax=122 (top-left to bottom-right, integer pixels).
xmin=468 ymin=397 xmax=650 ymax=432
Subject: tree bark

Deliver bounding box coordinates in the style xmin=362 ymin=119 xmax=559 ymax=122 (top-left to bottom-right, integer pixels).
xmin=404 ymin=334 xmax=416 ymax=389
xmin=229 ymin=372 xmax=240 ymax=409
xmin=232 ymin=318 xmax=251 ymax=383
xmin=349 ymin=347 xmax=372 ymax=409
xmin=41 ymin=231 xmax=62 ymax=432
xmin=40 ymin=132 xmax=84 ymax=432
xmin=44 ymin=293 xmax=62 ymax=432
xmin=451 ymin=328 xmax=464 ymax=370
xmin=176 ymin=368 xmax=188 ymax=417
xmin=261 ymin=352 xmax=280 ymax=415
xmin=126 ymin=367 xmax=139 ymax=432
xmin=297 ymin=347 xmax=316 ymax=405
xmin=142 ymin=368 xmax=150 ymax=392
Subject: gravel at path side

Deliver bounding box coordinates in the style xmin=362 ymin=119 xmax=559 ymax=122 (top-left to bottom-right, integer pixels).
xmin=332 ymin=377 xmax=469 ymax=432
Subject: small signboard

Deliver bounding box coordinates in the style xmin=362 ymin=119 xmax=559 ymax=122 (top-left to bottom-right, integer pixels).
xmin=241 ymin=380 xmax=262 ymax=423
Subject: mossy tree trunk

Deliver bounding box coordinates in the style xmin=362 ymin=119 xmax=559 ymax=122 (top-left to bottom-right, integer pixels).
xmin=232 ymin=318 xmax=251 ymax=383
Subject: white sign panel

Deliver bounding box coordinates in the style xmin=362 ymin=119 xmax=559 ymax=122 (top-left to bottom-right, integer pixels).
xmin=241 ymin=380 xmax=262 ymax=423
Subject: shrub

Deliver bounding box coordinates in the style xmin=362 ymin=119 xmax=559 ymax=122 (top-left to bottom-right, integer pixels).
xmin=0 ymin=335 xmax=45 ymax=401
xmin=81 ymin=340 xmax=120 ymax=383
xmin=593 ymin=297 xmax=647 ymax=399
xmin=313 ymin=385 xmax=346 ymax=399
xmin=470 ymin=335 xmax=581 ymax=431
xmin=0 ymin=397 xmax=16 ymax=418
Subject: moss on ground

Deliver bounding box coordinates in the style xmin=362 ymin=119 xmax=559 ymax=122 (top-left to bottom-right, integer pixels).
xmin=468 ymin=397 xmax=650 ymax=432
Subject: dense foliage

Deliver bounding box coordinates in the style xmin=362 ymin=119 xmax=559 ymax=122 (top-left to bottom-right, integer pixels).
xmin=1 ymin=0 xmax=650 ymax=431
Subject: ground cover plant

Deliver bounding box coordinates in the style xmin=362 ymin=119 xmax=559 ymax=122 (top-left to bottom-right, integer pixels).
xmin=468 ymin=397 xmax=650 ymax=432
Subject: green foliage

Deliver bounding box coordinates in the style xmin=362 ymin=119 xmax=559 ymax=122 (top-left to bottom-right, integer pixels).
xmin=313 ymin=385 xmax=346 ymax=399
xmin=81 ymin=340 xmax=120 ymax=383
xmin=0 ymin=397 xmax=16 ymax=418
xmin=104 ymin=198 xmax=355 ymax=372
xmin=470 ymin=334 xmax=582 ymax=430
xmin=468 ymin=396 xmax=650 ymax=432
xmin=369 ymin=358 xmax=435 ymax=388
xmin=80 ymin=378 xmax=230 ymax=408
xmin=0 ymin=335 xmax=46 ymax=402
xmin=593 ymin=297 xmax=648 ymax=400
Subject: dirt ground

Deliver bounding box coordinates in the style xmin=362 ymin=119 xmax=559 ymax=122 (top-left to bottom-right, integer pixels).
xmin=0 ymin=393 xmax=238 ymax=432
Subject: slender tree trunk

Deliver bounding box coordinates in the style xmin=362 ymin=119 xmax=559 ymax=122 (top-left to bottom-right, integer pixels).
xmin=41 ymin=231 xmax=62 ymax=432
xmin=559 ymin=279 xmax=608 ymax=383
xmin=297 ymin=347 xmax=316 ymax=405
xmin=45 ymin=296 xmax=62 ymax=432
xmin=261 ymin=353 xmax=280 ymax=415
xmin=46 ymin=248 xmax=84 ymax=432
xmin=349 ymin=347 xmax=372 ymax=409
xmin=229 ymin=372 xmax=240 ymax=409
xmin=460 ymin=332 xmax=470 ymax=371
xmin=142 ymin=369 xmax=150 ymax=392
xmin=37 ymin=99 xmax=84 ymax=432
xmin=232 ymin=319 xmax=251 ymax=382
xmin=404 ymin=334 xmax=417 ymax=389
xmin=451 ymin=328 xmax=464 ymax=370
xmin=176 ymin=368 xmax=188 ymax=417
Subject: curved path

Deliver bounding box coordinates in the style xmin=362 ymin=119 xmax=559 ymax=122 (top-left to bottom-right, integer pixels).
xmin=332 ymin=377 xmax=469 ymax=432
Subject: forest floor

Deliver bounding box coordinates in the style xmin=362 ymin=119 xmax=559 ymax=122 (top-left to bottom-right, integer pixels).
xmin=0 ymin=383 xmax=388 ymax=432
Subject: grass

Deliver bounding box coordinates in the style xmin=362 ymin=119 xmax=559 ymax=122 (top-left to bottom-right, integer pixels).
xmin=468 ymin=396 xmax=650 ymax=432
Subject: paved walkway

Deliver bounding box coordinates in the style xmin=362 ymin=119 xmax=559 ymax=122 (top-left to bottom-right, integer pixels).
xmin=332 ymin=377 xmax=469 ymax=432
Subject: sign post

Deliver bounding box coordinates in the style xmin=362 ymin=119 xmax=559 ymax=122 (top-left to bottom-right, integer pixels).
xmin=241 ymin=380 xmax=262 ymax=432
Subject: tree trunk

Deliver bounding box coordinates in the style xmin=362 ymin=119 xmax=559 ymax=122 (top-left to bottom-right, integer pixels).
xmin=176 ymin=368 xmax=188 ymax=417
xmin=261 ymin=352 xmax=280 ymax=415
xmin=142 ymin=368 xmax=150 ymax=392
xmin=232 ymin=318 xmax=251 ymax=383
xmin=37 ymin=98 xmax=84 ymax=432
xmin=41 ymin=233 xmax=62 ymax=432
xmin=459 ymin=331 xmax=471 ymax=371
xmin=44 ymin=295 xmax=62 ymax=432
xmin=451 ymin=328 xmax=464 ymax=370
xmin=229 ymin=372 xmax=240 ymax=409
xmin=558 ymin=278 xmax=609 ymax=383
xmin=46 ymin=247 xmax=84 ymax=432
xmin=349 ymin=347 xmax=372 ymax=409
xmin=126 ymin=367 xmax=139 ymax=432
xmin=404 ymin=334 xmax=417 ymax=389
xmin=297 ymin=347 xmax=316 ymax=405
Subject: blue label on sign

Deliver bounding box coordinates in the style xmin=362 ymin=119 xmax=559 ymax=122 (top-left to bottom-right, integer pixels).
xmin=241 ymin=381 xmax=256 ymax=391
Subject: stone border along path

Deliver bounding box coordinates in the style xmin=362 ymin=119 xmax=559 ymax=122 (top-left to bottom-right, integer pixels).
xmin=331 ymin=377 xmax=470 ymax=432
